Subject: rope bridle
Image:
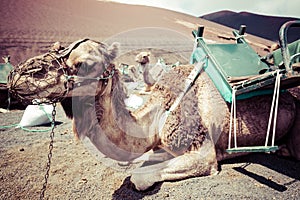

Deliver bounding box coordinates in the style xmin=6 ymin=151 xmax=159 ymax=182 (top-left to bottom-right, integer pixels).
xmin=64 ymin=63 xmax=116 ymax=86
xmin=49 ymin=50 xmax=116 ymax=97
xmin=9 ymin=38 xmax=116 ymax=104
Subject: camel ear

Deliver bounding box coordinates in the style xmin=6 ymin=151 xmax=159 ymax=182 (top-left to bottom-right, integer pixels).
xmin=50 ymin=41 xmax=62 ymax=51
xmin=107 ymin=42 xmax=120 ymax=60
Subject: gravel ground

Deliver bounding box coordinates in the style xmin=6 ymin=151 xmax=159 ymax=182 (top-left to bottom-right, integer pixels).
xmin=0 ymin=104 xmax=299 ymax=200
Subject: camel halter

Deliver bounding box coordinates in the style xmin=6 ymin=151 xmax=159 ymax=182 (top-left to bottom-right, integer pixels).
xmin=63 ymin=62 xmax=116 ymax=98
xmin=8 ymin=39 xmax=116 ymax=104
xmin=49 ymin=40 xmax=116 ymax=97
xmin=64 ymin=63 xmax=115 ymax=87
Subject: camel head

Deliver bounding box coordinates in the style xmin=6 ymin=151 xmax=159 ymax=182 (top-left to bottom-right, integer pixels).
xmin=2 ymin=55 xmax=10 ymax=64
xmin=8 ymin=39 xmax=119 ymax=104
xmin=135 ymin=51 xmax=150 ymax=65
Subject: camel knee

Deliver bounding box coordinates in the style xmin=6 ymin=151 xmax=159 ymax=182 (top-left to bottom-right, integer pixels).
xmin=131 ymin=171 xmax=161 ymax=191
xmin=163 ymin=151 xmax=218 ymax=178
xmin=130 ymin=149 xmax=218 ymax=191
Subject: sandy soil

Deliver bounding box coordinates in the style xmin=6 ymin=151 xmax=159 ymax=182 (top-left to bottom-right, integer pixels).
xmin=0 ymin=0 xmax=299 ymax=199
xmin=1 ymin=106 xmax=299 ymax=200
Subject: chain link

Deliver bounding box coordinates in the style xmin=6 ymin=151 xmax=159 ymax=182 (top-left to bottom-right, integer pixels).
xmin=40 ymin=102 xmax=56 ymax=200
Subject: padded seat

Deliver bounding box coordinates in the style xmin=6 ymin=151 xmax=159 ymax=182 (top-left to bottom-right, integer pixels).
xmin=207 ymin=43 xmax=269 ymax=79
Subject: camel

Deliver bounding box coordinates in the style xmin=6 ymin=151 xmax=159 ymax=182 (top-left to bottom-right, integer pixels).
xmin=120 ymin=52 xmax=170 ymax=94
xmin=8 ymin=39 xmax=300 ymax=191
xmin=125 ymin=51 xmax=161 ymax=93
xmin=119 ymin=52 xmax=152 ymax=87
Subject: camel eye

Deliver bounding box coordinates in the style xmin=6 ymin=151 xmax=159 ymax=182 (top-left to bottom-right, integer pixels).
xmin=76 ymin=61 xmax=95 ymax=75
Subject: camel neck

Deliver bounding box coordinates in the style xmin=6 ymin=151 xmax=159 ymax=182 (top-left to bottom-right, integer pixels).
xmin=94 ymin=76 xmax=159 ymax=161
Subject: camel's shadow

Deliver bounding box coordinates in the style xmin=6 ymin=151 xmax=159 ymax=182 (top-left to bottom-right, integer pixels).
xmin=112 ymin=153 xmax=299 ymax=199
xmin=112 ymin=177 xmax=162 ymax=200
xmin=220 ymin=153 xmax=300 ymax=192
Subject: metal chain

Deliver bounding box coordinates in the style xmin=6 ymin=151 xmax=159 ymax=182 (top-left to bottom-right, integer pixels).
xmin=40 ymin=102 xmax=57 ymax=200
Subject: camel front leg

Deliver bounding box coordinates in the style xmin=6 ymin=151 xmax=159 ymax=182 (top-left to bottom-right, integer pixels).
xmin=72 ymin=118 xmax=80 ymax=141
xmin=130 ymin=139 xmax=218 ymax=191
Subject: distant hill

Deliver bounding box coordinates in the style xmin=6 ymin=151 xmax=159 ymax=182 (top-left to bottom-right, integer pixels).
xmin=201 ymin=11 xmax=300 ymax=42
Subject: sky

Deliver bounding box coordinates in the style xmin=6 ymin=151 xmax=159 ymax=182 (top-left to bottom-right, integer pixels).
xmin=105 ymin=0 xmax=300 ymax=18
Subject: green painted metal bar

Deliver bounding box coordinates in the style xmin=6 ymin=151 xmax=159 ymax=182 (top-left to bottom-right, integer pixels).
xmin=279 ymin=20 xmax=300 ymax=71
xmin=226 ymin=146 xmax=278 ymax=154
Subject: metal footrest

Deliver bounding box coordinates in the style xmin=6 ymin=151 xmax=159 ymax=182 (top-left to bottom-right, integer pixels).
xmin=226 ymin=146 xmax=278 ymax=154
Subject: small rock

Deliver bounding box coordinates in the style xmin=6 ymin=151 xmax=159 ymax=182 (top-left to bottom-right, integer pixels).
xmin=0 ymin=108 xmax=9 ymax=113
xmin=164 ymin=192 xmax=170 ymax=198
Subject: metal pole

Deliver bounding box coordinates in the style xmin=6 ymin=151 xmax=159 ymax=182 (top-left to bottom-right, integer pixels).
xmin=279 ymin=20 xmax=300 ymax=71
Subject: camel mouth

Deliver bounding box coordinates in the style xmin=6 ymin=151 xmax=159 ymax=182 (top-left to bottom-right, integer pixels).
xmin=8 ymin=53 xmax=69 ymax=104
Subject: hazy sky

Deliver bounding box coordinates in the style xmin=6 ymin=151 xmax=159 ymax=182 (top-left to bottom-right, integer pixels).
xmin=106 ymin=0 xmax=300 ymax=18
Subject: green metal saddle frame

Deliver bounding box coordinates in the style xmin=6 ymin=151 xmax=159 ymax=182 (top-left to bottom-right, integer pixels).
xmin=190 ymin=21 xmax=300 ymax=153
xmin=190 ymin=21 xmax=300 ymax=103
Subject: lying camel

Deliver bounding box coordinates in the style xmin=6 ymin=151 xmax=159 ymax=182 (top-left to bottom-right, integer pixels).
xmin=8 ymin=39 xmax=300 ymax=191
xmin=120 ymin=52 xmax=170 ymax=93
xmin=126 ymin=51 xmax=158 ymax=92
xmin=119 ymin=52 xmax=152 ymax=89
